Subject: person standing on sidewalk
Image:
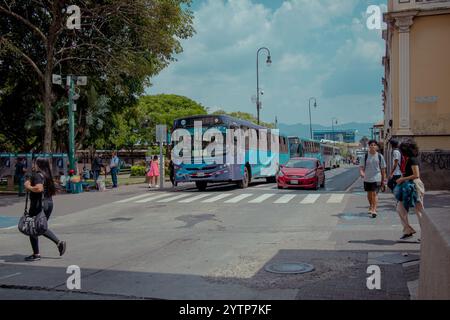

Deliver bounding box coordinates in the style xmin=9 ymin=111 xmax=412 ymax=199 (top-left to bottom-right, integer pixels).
xmin=109 ymin=151 xmax=120 ymax=188
xmin=388 ymin=139 xmax=403 ymax=192
xmin=24 ymin=158 xmax=66 ymax=262
xmin=147 ymin=155 xmax=160 ymax=188
xmin=359 ymin=140 xmax=387 ymax=218
xmin=395 ymin=140 xmax=426 ymax=241
xmin=15 ymin=157 xmax=27 ymax=197
xmin=169 ymin=159 xmax=177 ymax=187
xmin=92 ymin=153 xmax=103 ymax=187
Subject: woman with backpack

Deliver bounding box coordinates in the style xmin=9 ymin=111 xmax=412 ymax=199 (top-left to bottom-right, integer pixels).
xmin=395 ymin=140 xmax=426 ymax=241
xmin=23 ymin=158 xmax=67 ymax=262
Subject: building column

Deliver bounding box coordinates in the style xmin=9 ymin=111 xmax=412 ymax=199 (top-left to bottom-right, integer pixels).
xmin=395 ymin=15 xmax=415 ymax=136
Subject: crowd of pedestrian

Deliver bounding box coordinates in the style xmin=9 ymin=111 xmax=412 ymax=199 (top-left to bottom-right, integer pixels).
xmin=359 ymin=138 xmax=426 ymax=241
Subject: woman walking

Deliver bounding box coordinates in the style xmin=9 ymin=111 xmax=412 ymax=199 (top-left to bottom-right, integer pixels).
xmin=24 ymin=158 xmax=66 ymax=261
xmin=394 ymin=140 xmax=426 ymax=241
xmin=147 ymin=155 xmax=160 ymax=188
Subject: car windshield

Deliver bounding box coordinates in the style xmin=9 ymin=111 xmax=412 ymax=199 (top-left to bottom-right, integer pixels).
xmin=285 ymin=160 xmax=316 ymax=169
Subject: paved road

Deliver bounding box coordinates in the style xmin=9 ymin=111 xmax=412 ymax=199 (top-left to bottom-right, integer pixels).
xmin=0 ymin=166 xmax=421 ymax=300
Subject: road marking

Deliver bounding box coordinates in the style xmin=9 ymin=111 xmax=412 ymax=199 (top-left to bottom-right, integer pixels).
xmin=157 ymin=194 xmax=192 ymax=203
xmin=274 ymin=195 xmax=296 ymax=204
xmin=224 ymin=194 xmax=254 ymax=203
xmin=0 ymin=273 xmax=21 ymax=280
xmin=300 ymin=194 xmax=321 ymax=204
xmin=327 ymin=194 xmax=345 ymax=204
xmin=253 ymin=183 xmax=275 ymax=188
xmin=248 ymin=194 xmax=276 ymax=203
xmin=202 ymin=194 xmax=233 ymax=203
xmin=116 ymin=193 xmax=157 ymax=203
xmin=179 ymin=194 xmax=211 ymax=203
xmin=135 ymin=193 xmax=171 ymax=203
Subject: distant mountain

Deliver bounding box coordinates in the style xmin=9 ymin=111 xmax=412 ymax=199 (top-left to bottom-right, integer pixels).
xmin=278 ymin=122 xmax=373 ymax=142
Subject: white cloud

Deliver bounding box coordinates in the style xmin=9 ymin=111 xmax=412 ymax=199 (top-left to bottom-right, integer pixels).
xmin=149 ymin=0 xmax=385 ymax=126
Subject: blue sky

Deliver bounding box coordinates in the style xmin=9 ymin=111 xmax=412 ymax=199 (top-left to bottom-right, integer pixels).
xmin=148 ymin=0 xmax=387 ymax=126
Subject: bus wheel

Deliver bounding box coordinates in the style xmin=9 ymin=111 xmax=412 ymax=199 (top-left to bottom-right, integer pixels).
xmin=238 ymin=166 xmax=250 ymax=189
xmin=196 ymin=181 xmax=207 ymax=191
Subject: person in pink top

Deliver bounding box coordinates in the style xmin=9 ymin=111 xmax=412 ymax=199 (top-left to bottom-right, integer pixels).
xmin=147 ymin=155 xmax=160 ymax=188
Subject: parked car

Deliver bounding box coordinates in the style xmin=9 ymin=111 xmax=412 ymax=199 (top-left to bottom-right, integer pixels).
xmin=276 ymin=157 xmax=325 ymax=190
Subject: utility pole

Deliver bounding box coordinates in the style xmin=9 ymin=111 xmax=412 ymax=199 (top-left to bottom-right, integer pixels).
xmin=53 ymin=74 xmax=87 ymax=172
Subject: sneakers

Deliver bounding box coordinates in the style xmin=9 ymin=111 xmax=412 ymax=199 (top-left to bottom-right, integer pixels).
xmin=24 ymin=254 xmax=41 ymax=262
xmin=400 ymin=233 xmax=414 ymax=240
xmin=58 ymin=241 xmax=67 ymax=256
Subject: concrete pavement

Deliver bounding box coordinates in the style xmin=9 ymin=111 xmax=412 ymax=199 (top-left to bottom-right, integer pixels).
xmin=0 ymin=166 xmax=431 ymax=300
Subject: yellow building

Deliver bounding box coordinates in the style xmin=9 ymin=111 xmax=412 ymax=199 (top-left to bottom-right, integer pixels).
xmin=383 ymin=0 xmax=450 ymax=190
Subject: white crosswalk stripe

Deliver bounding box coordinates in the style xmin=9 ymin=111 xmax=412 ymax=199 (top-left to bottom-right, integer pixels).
xmin=274 ymin=195 xmax=296 ymax=204
xmin=327 ymin=194 xmax=345 ymax=204
xmin=135 ymin=193 xmax=172 ymax=203
xmin=116 ymin=193 xmax=156 ymax=203
xmin=248 ymin=194 xmax=276 ymax=203
xmin=179 ymin=194 xmax=211 ymax=203
xmin=224 ymin=194 xmax=254 ymax=203
xmin=300 ymin=194 xmax=321 ymax=204
xmin=117 ymin=192 xmax=348 ymax=205
xmin=201 ymin=194 xmax=233 ymax=203
xmin=157 ymin=194 xmax=192 ymax=203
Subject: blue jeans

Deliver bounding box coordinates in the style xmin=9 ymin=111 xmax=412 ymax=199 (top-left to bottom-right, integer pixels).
xmin=93 ymin=170 xmax=100 ymax=182
xmin=111 ymin=167 xmax=118 ymax=187
xmin=17 ymin=175 xmax=25 ymax=195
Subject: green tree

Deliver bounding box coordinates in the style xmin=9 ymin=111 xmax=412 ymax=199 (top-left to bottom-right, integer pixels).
xmin=0 ymin=0 xmax=195 ymax=151
xmin=212 ymin=110 xmax=275 ymax=128
xmin=137 ymin=94 xmax=207 ymax=135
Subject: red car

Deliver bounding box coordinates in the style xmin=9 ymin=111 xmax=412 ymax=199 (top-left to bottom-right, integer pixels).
xmin=276 ymin=157 xmax=325 ymax=190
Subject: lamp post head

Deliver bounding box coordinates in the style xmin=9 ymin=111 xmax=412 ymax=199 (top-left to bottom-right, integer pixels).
xmin=314 ymin=101 xmax=317 ymax=108
xmin=266 ymin=55 xmax=272 ymax=66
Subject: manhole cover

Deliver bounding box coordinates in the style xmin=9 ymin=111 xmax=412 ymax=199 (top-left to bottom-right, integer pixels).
xmin=109 ymin=217 xmax=133 ymax=222
xmin=264 ymin=262 xmax=315 ymax=274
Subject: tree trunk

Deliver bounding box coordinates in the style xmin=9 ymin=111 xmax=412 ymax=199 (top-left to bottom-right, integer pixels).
xmin=43 ymin=72 xmax=53 ymax=152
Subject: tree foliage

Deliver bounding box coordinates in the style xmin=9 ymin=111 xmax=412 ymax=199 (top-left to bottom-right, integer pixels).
xmin=212 ymin=110 xmax=275 ymax=128
xmin=0 ymin=0 xmax=195 ymax=151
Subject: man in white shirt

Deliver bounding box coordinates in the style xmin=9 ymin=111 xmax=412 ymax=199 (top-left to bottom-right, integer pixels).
xmin=109 ymin=151 xmax=120 ymax=188
xmin=359 ymin=140 xmax=387 ymax=218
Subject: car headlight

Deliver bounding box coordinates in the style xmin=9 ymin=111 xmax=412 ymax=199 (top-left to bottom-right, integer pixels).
xmin=305 ymin=171 xmax=316 ymax=178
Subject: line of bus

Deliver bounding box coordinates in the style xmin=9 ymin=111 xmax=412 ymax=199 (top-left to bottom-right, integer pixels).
xmin=171 ymin=115 xmax=291 ymax=191
xmin=288 ymin=136 xmax=341 ymax=170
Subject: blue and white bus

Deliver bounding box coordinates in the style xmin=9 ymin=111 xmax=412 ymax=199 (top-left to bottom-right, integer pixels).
xmin=171 ymin=115 xmax=290 ymax=191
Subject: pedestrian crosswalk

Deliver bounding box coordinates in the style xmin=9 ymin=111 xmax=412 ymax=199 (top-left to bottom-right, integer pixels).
xmin=115 ymin=192 xmax=349 ymax=205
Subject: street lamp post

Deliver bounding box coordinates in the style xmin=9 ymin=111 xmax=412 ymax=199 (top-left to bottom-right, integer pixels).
xmin=256 ymin=47 xmax=272 ymax=125
xmin=308 ymin=97 xmax=317 ymax=139
xmin=332 ymin=117 xmax=338 ymax=144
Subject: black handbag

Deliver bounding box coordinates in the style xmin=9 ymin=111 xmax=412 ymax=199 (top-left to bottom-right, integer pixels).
xmin=18 ymin=192 xmax=48 ymax=237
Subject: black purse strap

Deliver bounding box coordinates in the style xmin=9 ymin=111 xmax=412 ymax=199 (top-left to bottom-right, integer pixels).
xmin=24 ymin=192 xmax=29 ymax=215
